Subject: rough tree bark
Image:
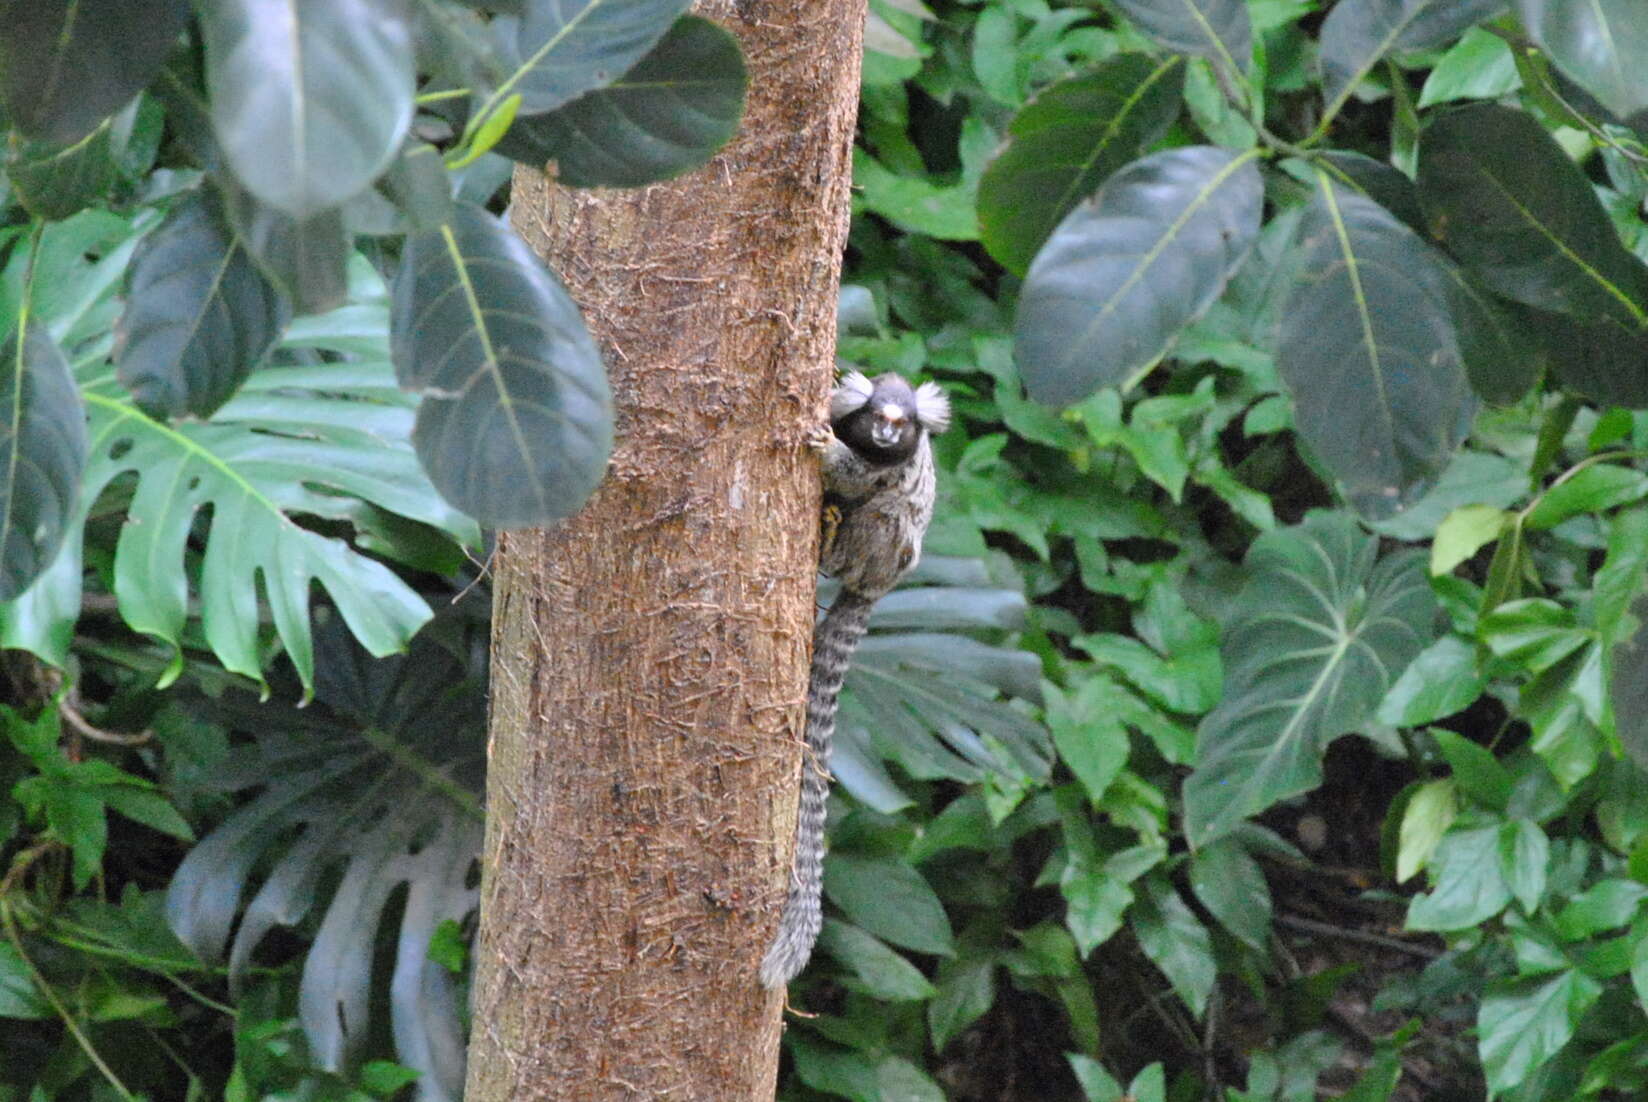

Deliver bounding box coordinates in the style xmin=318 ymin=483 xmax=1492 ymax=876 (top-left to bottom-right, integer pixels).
xmin=463 ymin=1 xmax=865 ymax=1098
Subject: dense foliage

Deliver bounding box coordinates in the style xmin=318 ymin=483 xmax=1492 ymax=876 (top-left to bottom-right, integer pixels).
xmin=9 ymin=0 xmax=1648 ymax=1100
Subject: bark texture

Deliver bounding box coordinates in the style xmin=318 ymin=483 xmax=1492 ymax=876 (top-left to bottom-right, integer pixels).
xmin=464 ymin=1 xmax=864 ymax=1097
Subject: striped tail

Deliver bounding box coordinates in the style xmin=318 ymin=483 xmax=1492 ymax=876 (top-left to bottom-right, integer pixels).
xmin=760 ymin=588 xmax=876 ymax=988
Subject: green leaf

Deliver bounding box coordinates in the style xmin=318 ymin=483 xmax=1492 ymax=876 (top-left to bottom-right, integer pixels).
xmin=977 ymin=54 xmax=1184 ymax=277
xmin=928 ymin=957 xmax=995 ymax=1051
xmin=1479 ymin=970 xmax=1602 ymax=1095
xmin=1431 ymin=505 xmax=1508 ymax=576
xmin=1527 ymin=306 xmax=1648 ymax=409
xmin=1499 ymin=819 xmax=1549 ymax=913
xmin=1060 ymin=862 xmax=1134 ymax=954
xmin=1396 ymin=778 xmax=1456 ymax=882
xmin=1067 ymin=1054 xmax=1124 ymax=1102
xmin=493 ymin=15 xmax=746 ymax=188
xmin=167 ymin=621 xmax=484 ymax=1094
xmin=824 ymin=853 xmax=954 ymax=957
xmin=391 ymin=204 xmax=613 ymax=528
xmin=1319 ymin=0 xmax=1505 ymax=117
xmin=1015 ymin=146 xmax=1263 ymax=405
xmin=0 ymin=318 xmax=86 ymax=600
xmin=1417 ymin=103 xmax=1648 ymax=329
xmin=1185 ymin=512 xmax=1436 ymax=845
xmin=1478 ymin=599 xmax=1587 ymax=673
xmin=1379 ymin=635 xmax=1485 ymax=728
xmin=498 ymin=0 xmax=694 ymax=114
xmin=1516 ymin=0 xmax=1648 ymax=124
xmin=853 ymin=147 xmax=980 ymax=241
xmin=0 ymin=0 xmax=191 ymax=145
xmin=1432 ymin=728 xmax=1511 ymax=810
xmin=116 ymin=189 xmax=291 ymax=419
xmin=1276 ymin=175 xmax=1475 ymax=519
xmin=5 ymin=119 xmax=119 ymax=221
xmin=1408 ymin=825 xmax=1511 ymax=930
xmin=217 ymin=175 xmax=352 ymax=317
xmin=1109 ymin=0 xmax=1252 ymax=77
xmin=1417 ymin=26 xmax=1521 ymax=108
xmin=1045 ymin=678 xmax=1131 ymax=805
xmin=818 ymin=920 xmax=937 ymax=1000
xmin=200 ymin=0 xmax=415 ymax=217
xmin=1132 ymin=874 xmax=1215 ymax=1017
xmin=1526 ymin=464 xmax=1648 ymax=531
xmin=1554 ymin=879 xmax=1648 ymax=940
xmin=0 ymin=942 xmax=51 ymax=1019
xmin=1189 ymin=835 xmax=1271 ymax=952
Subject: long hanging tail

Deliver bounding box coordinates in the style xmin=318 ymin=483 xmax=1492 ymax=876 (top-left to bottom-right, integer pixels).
xmin=760 ymin=587 xmax=876 ymax=988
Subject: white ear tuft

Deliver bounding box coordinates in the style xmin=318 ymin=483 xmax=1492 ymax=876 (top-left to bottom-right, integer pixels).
xmin=831 ymin=370 xmax=875 ymax=420
xmin=914 ymin=381 xmax=951 ymax=433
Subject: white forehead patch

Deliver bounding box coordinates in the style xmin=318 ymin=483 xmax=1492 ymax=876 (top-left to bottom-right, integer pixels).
xmin=876 ymin=403 xmax=906 ymax=422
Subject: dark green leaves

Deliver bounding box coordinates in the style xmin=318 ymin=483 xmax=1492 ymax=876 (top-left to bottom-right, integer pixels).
xmin=1014 ymin=146 xmax=1262 ymax=406
xmin=0 ymin=320 xmax=86 ymax=600
xmin=1277 ymin=177 xmax=1473 ymax=518
xmin=494 ymin=15 xmax=747 ymax=188
xmin=1419 ymin=103 xmax=1648 ymax=329
xmin=116 ymin=190 xmax=290 ymax=419
xmin=1517 ymin=0 xmax=1648 ymax=125
xmin=1109 ymin=0 xmax=1251 ymax=77
xmin=503 ymin=0 xmax=694 ymax=114
xmin=1184 ymin=513 xmax=1436 ymax=846
xmin=391 ymin=205 xmax=613 ymax=528
xmin=977 ymin=54 xmax=1184 ymax=277
xmin=0 ymin=0 xmax=190 ymax=145
xmin=1319 ymin=0 xmax=1505 ymax=113
xmin=5 ymin=121 xmax=118 ymax=221
xmin=200 ymin=0 xmax=415 ymax=216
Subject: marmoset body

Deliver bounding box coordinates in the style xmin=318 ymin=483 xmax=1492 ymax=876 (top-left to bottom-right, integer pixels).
xmin=760 ymin=371 xmax=950 ymax=989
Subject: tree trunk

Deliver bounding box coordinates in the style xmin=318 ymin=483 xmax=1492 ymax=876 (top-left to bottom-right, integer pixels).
xmin=464 ymin=1 xmax=864 ymax=1097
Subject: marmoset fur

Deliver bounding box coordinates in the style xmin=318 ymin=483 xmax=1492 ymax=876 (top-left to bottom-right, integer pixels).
xmin=760 ymin=370 xmax=950 ymax=989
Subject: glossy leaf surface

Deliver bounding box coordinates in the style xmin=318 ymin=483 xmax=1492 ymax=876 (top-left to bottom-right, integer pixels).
xmin=1517 ymin=0 xmax=1648 ymax=124
xmin=0 ymin=0 xmax=190 ymax=145
xmin=1418 ymin=103 xmax=1648 ymax=328
xmin=501 ymin=0 xmax=694 ymax=114
xmin=493 ymin=15 xmax=746 ymax=188
xmin=977 ymin=54 xmax=1184 ymax=277
xmin=1109 ymin=0 xmax=1251 ymax=76
xmin=1184 ymin=513 xmax=1436 ymax=845
xmin=5 ymin=121 xmax=118 ymax=222
xmin=0 ymin=321 xmax=86 ymax=600
xmin=201 ymin=0 xmax=415 ymax=216
xmin=1277 ymin=178 xmax=1474 ymax=518
xmin=1014 ymin=146 xmax=1262 ymax=406
xmin=391 ymin=205 xmax=613 ymax=528
xmin=1319 ymin=0 xmax=1505 ymax=112
xmin=115 ymin=190 xmax=290 ymax=419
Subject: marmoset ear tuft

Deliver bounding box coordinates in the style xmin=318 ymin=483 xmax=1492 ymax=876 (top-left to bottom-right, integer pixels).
xmin=830 ymin=370 xmax=875 ymax=420
xmin=913 ymin=381 xmax=950 ymax=433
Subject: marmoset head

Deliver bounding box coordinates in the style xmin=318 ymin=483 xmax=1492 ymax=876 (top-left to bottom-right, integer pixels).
xmin=830 ymin=370 xmax=950 ymax=464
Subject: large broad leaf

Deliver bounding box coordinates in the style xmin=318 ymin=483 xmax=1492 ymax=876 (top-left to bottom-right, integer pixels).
xmin=1108 ymin=0 xmax=1251 ymax=77
xmin=216 ymin=175 xmax=352 ymax=317
xmin=1276 ymin=176 xmax=1474 ymax=519
xmin=2 ymin=233 xmax=479 ymax=694
xmin=0 ymin=0 xmax=191 ymax=145
xmin=115 ymin=189 xmax=291 ymax=419
xmin=4 ymin=120 xmax=119 ymax=222
xmin=492 ymin=15 xmax=746 ymax=188
xmin=977 ymin=54 xmax=1185 ymax=277
xmin=200 ymin=0 xmax=416 ymax=217
xmin=1417 ymin=103 xmax=1648 ymax=329
xmin=167 ymin=616 xmax=485 ymax=1102
xmin=492 ymin=0 xmax=694 ymax=115
xmin=0 ymin=320 xmax=86 ymax=600
xmin=1184 ymin=512 xmax=1436 ymax=846
xmin=1319 ymin=0 xmax=1506 ymax=117
xmin=1527 ymin=307 xmax=1648 ymax=409
xmin=1014 ymin=146 xmax=1262 ymax=406
xmin=391 ymin=204 xmax=613 ymax=528
xmin=1516 ymin=0 xmax=1648 ymax=126
xmin=831 ymin=558 xmax=1051 ymax=816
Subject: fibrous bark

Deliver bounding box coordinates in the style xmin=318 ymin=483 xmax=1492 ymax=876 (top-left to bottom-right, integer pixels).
xmin=464 ymin=0 xmax=865 ymax=1097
